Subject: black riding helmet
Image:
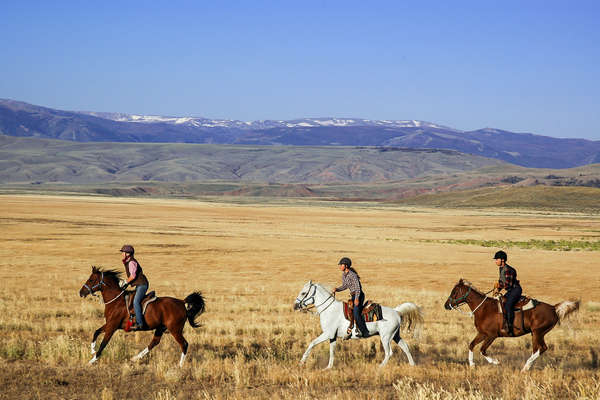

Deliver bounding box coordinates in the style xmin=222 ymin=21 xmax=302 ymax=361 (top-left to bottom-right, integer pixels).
xmin=338 ymin=257 xmax=352 ymax=267
xmin=493 ymin=250 xmax=507 ymax=261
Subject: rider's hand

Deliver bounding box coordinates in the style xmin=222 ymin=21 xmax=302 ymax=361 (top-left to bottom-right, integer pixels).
xmin=121 ymin=282 xmax=129 ymax=290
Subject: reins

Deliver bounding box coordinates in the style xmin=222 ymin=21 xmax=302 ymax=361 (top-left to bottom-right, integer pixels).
xmin=448 ymin=287 xmax=494 ymax=318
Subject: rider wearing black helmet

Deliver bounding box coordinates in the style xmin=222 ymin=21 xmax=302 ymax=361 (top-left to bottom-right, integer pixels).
xmin=333 ymin=257 xmax=370 ymax=338
xmin=493 ymin=250 xmax=522 ymax=336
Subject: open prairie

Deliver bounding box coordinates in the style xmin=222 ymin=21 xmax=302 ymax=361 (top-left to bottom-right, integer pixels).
xmin=1 ymin=195 xmax=599 ymax=399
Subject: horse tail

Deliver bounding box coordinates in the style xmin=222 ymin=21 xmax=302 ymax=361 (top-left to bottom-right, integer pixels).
xmin=184 ymin=291 xmax=205 ymax=328
xmin=394 ymin=302 xmax=424 ymax=340
xmin=554 ymin=299 xmax=580 ymax=323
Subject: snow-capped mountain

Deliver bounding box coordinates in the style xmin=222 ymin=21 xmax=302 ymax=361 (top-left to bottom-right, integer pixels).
xmin=83 ymin=111 xmax=452 ymax=131
xmin=2 ymin=98 xmax=600 ymax=168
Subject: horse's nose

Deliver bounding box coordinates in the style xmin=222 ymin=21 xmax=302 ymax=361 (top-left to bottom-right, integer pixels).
xmin=293 ymin=302 xmax=300 ymax=310
xmin=443 ymin=302 xmax=451 ymax=310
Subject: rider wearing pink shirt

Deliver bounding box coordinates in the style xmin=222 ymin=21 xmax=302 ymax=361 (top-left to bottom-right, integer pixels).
xmin=120 ymin=244 xmax=149 ymax=330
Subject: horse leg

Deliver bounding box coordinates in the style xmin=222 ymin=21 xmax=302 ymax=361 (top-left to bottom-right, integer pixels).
xmin=91 ymin=324 xmax=105 ymax=354
xmin=325 ymin=337 xmax=337 ymax=369
xmin=379 ymin=333 xmax=394 ymax=368
xmin=393 ymin=330 xmax=415 ymax=366
xmin=468 ymin=332 xmax=487 ymax=367
xmin=89 ymin=323 xmax=118 ymax=364
xmin=522 ymin=329 xmax=549 ymax=372
xmin=300 ymin=332 xmax=331 ymax=366
xmin=480 ymin=336 xmax=499 ymax=364
xmin=170 ymin=326 xmax=189 ymax=368
xmin=131 ymin=325 xmax=166 ymax=362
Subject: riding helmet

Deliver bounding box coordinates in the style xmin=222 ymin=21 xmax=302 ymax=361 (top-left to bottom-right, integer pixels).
xmin=338 ymin=257 xmax=352 ymax=267
xmin=120 ymin=244 xmax=135 ymax=254
xmin=493 ymin=250 xmax=507 ymax=261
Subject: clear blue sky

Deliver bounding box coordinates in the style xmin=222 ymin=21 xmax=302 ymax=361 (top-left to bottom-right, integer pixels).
xmin=2 ymin=1 xmax=599 ymax=139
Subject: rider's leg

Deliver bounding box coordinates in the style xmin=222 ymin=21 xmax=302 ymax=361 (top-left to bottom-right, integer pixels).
xmin=133 ymin=284 xmax=148 ymax=328
xmin=504 ymin=285 xmax=522 ymax=336
xmin=353 ymin=292 xmax=369 ymax=337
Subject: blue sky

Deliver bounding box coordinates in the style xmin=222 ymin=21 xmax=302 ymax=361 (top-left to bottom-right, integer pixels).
xmin=2 ymin=1 xmax=599 ymax=139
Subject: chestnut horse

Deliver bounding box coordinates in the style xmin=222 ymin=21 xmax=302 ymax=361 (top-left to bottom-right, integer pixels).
xmin=444 ymin=279 xmax=579 ymax=371
xmin=79 ymin=266 xmax=205 ymax=367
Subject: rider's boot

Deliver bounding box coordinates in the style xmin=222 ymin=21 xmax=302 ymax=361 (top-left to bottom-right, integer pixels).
xmin=507 ymin=321 xmax=515 ymax=337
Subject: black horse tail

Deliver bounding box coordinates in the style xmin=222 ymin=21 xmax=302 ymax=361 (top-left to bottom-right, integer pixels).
xmin=184 ymin=291 xmax=205 ymax=328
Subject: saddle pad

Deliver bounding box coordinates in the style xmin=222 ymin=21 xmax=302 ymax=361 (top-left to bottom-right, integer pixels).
xmin=125 ymin=291 xmax=158 ymax=316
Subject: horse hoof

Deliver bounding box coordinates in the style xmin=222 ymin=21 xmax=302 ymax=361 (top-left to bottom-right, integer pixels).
xmin=88 ymin=356 xmax=97 ymax=365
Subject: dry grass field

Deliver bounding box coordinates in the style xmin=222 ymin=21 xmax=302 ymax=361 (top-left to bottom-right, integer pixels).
xmin=1 ymin=194 xmax=599 ymax=399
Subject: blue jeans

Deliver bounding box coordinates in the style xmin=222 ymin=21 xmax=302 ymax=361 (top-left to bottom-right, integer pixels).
xmin=352 ymin=291 xmax=369 ymax=336
xmin=133 ymin=284 xmax=148 ymax=327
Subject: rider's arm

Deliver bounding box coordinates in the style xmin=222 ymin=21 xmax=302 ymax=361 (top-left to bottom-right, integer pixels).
xmin=126 ymin=260 xmax=138 ymax=283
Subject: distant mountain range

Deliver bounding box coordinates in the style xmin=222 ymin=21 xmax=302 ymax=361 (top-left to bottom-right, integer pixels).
xmin=2 ymin=98 xmax=600 ymax=169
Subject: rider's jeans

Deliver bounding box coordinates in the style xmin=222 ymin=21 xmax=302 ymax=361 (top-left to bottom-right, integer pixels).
xmin=353 ymin=291 xmax=369 ymax=335
xmin=134 ymin=284 xmax=148 ymax=327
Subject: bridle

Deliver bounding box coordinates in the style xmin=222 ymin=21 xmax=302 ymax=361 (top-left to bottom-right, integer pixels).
xmin=83 ymin=272 xmax=106 ymax=297
xmin=295 ymin=282 xmax=335 ymax=315
xmin=447 ymin=285 xmax=472 ymax=308
xmin=447 ymin=285 xmax=492 ymax=317
xmin=83 ymin=272 xmax=125 ymax=305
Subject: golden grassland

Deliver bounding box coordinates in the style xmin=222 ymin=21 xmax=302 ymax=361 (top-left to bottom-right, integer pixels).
xmin=0 ymin=194 xmax=599 ymax=400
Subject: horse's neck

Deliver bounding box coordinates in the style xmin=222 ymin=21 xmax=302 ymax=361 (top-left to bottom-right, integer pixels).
xmin=313 ymin=286 xmax=337 ymax=313
xmin=465 ymin=288 xmax=487 ymax=310
xmin=101 ymin=283 xmax=122 ymax=304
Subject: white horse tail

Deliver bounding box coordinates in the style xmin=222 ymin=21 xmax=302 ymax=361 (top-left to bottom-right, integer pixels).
xmin=395 ymin=302 xmax=424 ymax=340
xmin=555 ymin=299 xmax=580 ymax=323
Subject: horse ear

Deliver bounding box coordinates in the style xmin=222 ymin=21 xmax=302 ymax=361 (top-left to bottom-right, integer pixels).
xmin=92 ymin=265 xmax=97 ymax=272
xmin=458 ymin=278 xmax=463 ymax=284
xmin=309 ymin=280 xmax=312 ymax=285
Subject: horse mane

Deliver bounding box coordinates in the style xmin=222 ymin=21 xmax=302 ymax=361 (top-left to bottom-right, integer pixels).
xmin=93 ymin=266 xmax=122 ymax=284
xmin=460 ymin=279 xmax=485 ymax=295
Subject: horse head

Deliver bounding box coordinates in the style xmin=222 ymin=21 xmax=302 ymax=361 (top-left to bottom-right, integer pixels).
xmin=294 ymin=280 xmax=333 ymax=312
xmin=444 ymin=278 xmax=472 ymax=310
xmin=79 ymin=266 xmax=121 ymax=298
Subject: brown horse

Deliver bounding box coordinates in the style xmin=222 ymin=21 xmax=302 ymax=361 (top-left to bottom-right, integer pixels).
xmin=79 ymin=266 xmax=205 ymax=367
xmin=444 ymin=278 xmax=579 ymax=371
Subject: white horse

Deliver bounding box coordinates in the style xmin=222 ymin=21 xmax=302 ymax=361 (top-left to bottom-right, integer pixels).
xmin=294 ymin=280 xmax=423 ymax=368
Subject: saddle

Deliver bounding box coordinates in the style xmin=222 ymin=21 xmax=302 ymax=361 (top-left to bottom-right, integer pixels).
xmin=343 ymin=299 xmax=384 ymax=332
xmin=497 ymin=295 xmax=538 ymax=314
xmin=497 ymin=295 xmax=538 ymax=335
xmin=125 ymin=290 xmax=158 ymax=318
